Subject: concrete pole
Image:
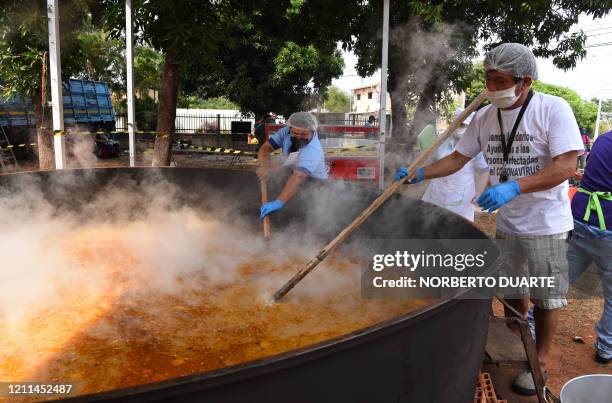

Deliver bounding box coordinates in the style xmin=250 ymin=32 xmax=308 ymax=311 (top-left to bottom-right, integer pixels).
xmin=594 ymin=98 xmax=602 ymax=141
xmin=47 ymin=0 xmax=65 ymax=169
xmin=126 ymin=0 xmax=136 ymax=166
xmin=378 ymin=0 xmax=389 ymax=190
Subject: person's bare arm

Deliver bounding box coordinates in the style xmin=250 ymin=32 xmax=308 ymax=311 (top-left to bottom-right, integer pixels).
xmin=405 ymin=151 xmax=472 ymax=181
xmin=516 ymin=151 xmax=578 ymax=193
xmin=277 ymin=170 xmax=308 ymax=203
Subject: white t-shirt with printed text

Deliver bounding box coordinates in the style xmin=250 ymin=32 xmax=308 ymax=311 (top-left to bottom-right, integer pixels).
xmin=455 ymin=92 xmax=583 ymax=235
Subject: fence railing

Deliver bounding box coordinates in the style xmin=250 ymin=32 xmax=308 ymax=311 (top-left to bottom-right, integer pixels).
xmin=116 ymin=114 xmax=382 ymax=134
xmin=115 ymin=113 xmax=255 ymax=134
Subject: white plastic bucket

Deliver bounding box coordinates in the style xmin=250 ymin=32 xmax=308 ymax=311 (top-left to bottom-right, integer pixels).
xmin=559 ymin=374 xmax=612 ymax=403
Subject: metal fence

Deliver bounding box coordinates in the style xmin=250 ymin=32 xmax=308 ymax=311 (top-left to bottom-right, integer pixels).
xmin=115 ymin=113 xmax=383 ymax=134
xmin=115 ymin=113 xmax=256 ymax=134
xmin=325 ymin=116 xmax=378 ymax=126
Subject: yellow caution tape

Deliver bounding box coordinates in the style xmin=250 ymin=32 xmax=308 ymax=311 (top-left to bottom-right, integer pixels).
xmin=325 ymin=145 xmax=378 ymax=155
xmin=0 ymin=137 xmax=257 ymax=157
xmin=0 ymin=144 xmax=31 ymax=150
xmin=178 ymin=143 xmax=255 ymax=156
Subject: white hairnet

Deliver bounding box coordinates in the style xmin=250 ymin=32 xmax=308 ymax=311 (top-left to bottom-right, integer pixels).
xmin=483 ymin=43 xmax=539 ymax=80
xmin=287 ymin=112 xmax=318 ymax=131
xmin=454 ymin=108 xmax=474 ymax=125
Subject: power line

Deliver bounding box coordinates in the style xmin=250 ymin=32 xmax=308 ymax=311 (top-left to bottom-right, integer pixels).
xmin=582 ymin=24 xmax=612 ymax=33
xmin=586 ymin=30 xmax=612 ymax=38
xmin=581 ymin=80 xmax=612 ymax=90
xmin=585 ymin=41 xmax=612 ymax=48
xmin=579 ymin=20 xmax=612 ymax=30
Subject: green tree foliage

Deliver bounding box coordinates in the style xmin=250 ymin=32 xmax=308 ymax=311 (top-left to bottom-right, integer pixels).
xmin=348 ymin=0 xmax=612 ymax=146
xmin=532 ymin=82 xmax=599 ymax=132
xmin=464 ymin=62 xmax=600 ymax=132
xmin=97 ymin=0 xmax=345 ymax=164
xmin=97 ymin=0 xmax=226 ymax=165
xmin=72 ymin=27 xmax=125 ymax=93
xmin=0 ymin=0 xmax=95 ymax=168
xmin=0 ymin=0 xmax=91 ymax=98
xmin=179 ymin=3 xmax=345 ymax=117
xmin=133 ymin=46 xmax=164 ymax=99
xmin=590 ymin=98 xmax=612 ymax=114
xmin=589 ymin=98 xmax=612 ymax=135
xmin=324 ymin=86 xmax=350 ymax=113
xmin=110 ymin=46 xmax=164 ymax=119
xmin=115 ymin=96 xmax=159 ymax=131
xmin=177 ymin=96 xmax=238 ymax=110
xmin=464 ymin=62 xmax=488 ymax=108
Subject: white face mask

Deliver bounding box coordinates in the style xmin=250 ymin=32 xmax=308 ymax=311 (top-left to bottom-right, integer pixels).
xmin=486 ymin=83 xmax=520 ymax=109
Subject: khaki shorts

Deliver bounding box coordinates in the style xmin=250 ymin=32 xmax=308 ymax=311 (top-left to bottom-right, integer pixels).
xmin=496 ymin=231 xmax=570 ymax=310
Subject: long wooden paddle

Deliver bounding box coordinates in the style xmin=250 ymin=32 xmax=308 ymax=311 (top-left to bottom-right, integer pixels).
xmin=260 ymin=179 xmax=271 ymax=241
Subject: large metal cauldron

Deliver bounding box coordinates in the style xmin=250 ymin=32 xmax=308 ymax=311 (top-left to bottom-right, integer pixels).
xmin=0 ymin=167 xmax=495 ymax=403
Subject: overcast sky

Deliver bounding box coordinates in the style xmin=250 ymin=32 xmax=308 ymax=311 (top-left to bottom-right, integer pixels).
xmin=332 ymin=13 xmax=612 ymax=101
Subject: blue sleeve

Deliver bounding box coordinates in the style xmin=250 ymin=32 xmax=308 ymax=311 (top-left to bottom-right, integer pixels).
xmin=473 ymin=152 xmax=489 ymax=171
xmin=297 ymin=145 xmax=324 ymax=177
xmin=269 ymin=126 xmax=289 ymax=151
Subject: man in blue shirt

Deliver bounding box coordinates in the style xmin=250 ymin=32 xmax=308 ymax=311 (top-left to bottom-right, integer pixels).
xmin=256 ymin=112 xmax=328 ymax=219
xmin=567 ymin=130 xmax=612 ymax=364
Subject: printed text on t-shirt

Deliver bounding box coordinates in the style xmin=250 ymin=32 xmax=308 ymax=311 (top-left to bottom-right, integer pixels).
xmin=485 ymin=132 xmax=541 ymax=178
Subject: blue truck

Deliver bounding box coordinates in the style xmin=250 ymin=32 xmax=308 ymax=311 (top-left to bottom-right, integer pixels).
xmin=0 ymin=78 xmax=116 ymax=131
xmin=1 ymin=79 xmax=119 ymax=159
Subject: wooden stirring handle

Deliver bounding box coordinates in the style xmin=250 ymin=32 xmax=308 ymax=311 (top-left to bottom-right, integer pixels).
xmin=260 ymin=179 xmax=271 ymax=241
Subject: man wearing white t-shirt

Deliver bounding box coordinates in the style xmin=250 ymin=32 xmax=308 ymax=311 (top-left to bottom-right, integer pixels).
xmin=396 ymin=43 xmax=583 ymax=395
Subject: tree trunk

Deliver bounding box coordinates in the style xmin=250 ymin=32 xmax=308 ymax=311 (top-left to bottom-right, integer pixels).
xmin=408 ymin=78 xmax=437 ymax=139
xmin=32 ymin=90 xmax=54 ymax=170
xmin=386 ymin=57 xmax=415 ymax=153
xmin=152 ymin=48 xmax=179 ymax=167
xmin=389 ymin=87 xmax=409 ymax=145
xmin=87 ymin=60 xmax=94 ymax=81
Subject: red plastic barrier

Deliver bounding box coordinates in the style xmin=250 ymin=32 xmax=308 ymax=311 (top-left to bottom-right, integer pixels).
xmin=326 ymin=157 xmax=379 ymax=181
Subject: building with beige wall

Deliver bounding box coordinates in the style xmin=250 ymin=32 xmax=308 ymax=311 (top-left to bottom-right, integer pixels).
xmin=350 ymin=82 xmax=391 ymax=118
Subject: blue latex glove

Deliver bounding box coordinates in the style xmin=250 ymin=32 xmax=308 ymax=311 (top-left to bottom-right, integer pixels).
xmin=260 ymin=199 xmax=284 ymax=219
xmin=394 ymin=166 xmax=425 ymax=183
xmin=477 ymin=181 xmax=521 ymax=213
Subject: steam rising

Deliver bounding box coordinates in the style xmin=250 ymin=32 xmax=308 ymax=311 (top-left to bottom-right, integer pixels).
xmin=3 ymin=180 xmax=237 ymax=322
xmin=66 ymin=130 xmax=98 ymax=168
xmin=384 ymin=18 xmax=475 ymax=168
xmin=390 ymin=19 xmax=469 ymax=103
xmin=0 ymin=169 xmax=375 ymax=328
